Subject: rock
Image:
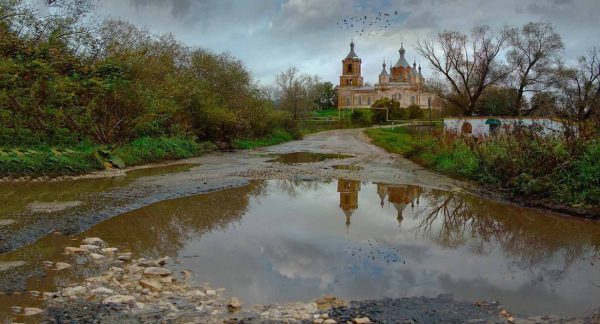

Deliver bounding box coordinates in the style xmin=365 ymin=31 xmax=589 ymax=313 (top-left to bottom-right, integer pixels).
xmin=10 ymin=306 xmax=22 ymax=313
xmin=55 ymin=262 xmax=72 ymax=271
xmin=321 ymin=313 xmax=329 ymax=319
xmin=101 ymin=247 xmax=118 ymax=255
xmin=79 ymin=244 xmax=101 ymax=251
xmin=82 ymin=237 xmax=105 ymax=246
xmin=205 ymin=289 xmax=217 ymax=295
xmin=64 ymin=247 xmax=85 ymax=254
xmin=29 ymin=291 xmax=41 ymax=297
xmin=140 ymin=278 xmax=163 ymax=292
xmin=353 ymin=318 xmax=371 ymax=324
xmin=507 ymin=317 xmax=515 ymax=323
xmin=144 ymin=267 xmax=172 ymax=276
xmin=89 ymin=253 xmax=105 ymax=260
xmin=313 ymin=319 xmax=324 ymax=324
xmin=323 ymin=320 xmax=337 ymax=324
xmin=91 ymin=287 xmax=115 ymax=295
xmin=181 ymin=270 xmax=192 ymax=281
xmin=499 ymin=309 xmax=511 ymax=317
xmin=23 ymin=307 xmax=44 ymax=316
xmin=103 ymin=295 xmax=136 ymax=304
xmin=228 ymin=297 xmax=242 ymax=310
xmin=0 ymin=219 xmax=15 ymax=226
xmin=117 ymin=252 xmax=133 ymax=261
xmin=42 ymin=261 xmax=54 ymax=267
xmin=62 ymin=286 xmax=86 ymax=297
xmin=0 ymin=261 xmax=26 ymax=271
xmin=110 ymin=266 xmax=124 ymax=273
xmin=159 ymin=276 xmax=174 ymax=284
xmin=135 ymin=302 xmax=146 ymax=309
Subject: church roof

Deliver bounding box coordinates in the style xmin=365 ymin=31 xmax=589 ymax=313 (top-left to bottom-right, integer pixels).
xmin=394 ymin=43 xmax=410 ymax=68
xmin=345 ymin=41 xmax=360 ymax=60
xmin=379 ymin=60 xmax=389 ymax=76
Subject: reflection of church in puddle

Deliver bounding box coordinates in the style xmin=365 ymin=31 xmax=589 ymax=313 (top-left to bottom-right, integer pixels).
xmin=337 ymin=179 xmax=422 ymax=230
xmin=338 ymin=179 xmax=361 ymax=231
xmin=376 ymin=183 xmax=422 ymax=227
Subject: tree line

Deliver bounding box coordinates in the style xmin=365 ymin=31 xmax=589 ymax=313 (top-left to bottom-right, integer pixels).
xmin=0 ymin=0 xmax=298 ymax=147
xmin=417 ymin=22 xmax=599 ymax=128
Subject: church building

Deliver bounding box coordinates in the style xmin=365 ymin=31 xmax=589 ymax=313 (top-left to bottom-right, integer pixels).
xmin=336 ymin=41 xmax=438 ymax=109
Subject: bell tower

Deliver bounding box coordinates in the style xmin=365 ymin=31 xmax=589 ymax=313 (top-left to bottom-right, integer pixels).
xmin=339 ymin=41 xmax=363 ymax=88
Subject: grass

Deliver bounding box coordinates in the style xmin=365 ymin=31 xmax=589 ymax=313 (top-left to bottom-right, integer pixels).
xmin=232 ymin=129 xmax=295 ymax=149
xmin=365 ymin=126 xmax=600 ymax=213
xmin=0 ymin=137 xmax=216 ymax=177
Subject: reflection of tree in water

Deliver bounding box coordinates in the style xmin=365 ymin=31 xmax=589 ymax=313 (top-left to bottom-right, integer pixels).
xmin=274 ymin=179 xmax=330 ymax=199
xmin=85 ymin=181 xmax=268 ymax=259
xmin=414 ymin=190 xmax=600 ymax=286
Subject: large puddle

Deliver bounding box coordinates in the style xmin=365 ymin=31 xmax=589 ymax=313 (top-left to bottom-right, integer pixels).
xmin=1 ymin=179 xmax=600 ymax=320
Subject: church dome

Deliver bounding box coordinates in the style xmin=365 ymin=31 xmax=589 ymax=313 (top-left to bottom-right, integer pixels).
xmin=393 ymin=43 xmax=410 ymax=68
xmin=345 ymin=41 xmax=360 ymax=60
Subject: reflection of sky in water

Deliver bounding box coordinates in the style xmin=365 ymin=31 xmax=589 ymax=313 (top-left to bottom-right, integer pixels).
xmin=173 ymin=180 xmax=600 ymax=316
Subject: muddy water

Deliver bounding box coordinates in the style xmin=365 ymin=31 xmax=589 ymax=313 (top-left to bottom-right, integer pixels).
xmin=1 ymin=179 xmax=600 ymax=320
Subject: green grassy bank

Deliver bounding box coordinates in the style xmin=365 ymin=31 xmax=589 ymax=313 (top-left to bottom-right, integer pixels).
xmin=365 ymin=126 xmax=600 ymax=216
xmin=0 ymin=137 xmax=216 ymax=177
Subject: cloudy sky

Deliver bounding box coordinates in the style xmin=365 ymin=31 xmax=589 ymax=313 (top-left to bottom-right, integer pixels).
xmin=91 ymin=0 xmax=599 ymax=85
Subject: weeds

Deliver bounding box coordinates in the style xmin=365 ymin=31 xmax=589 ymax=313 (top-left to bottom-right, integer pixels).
xmin=365 ymin=126 xmax=600 ymax=209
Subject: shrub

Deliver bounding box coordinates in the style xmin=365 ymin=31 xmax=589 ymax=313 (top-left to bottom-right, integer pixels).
xmin=351 ymin=110 xmax=372 ymax=126
xmin=407 ymin=104 xmax=425 ymax=119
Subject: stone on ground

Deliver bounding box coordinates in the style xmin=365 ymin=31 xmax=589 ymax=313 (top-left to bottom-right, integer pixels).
xmin=102 ymin=295 xmax=136 ymax=304
xmin=23 ymin=307 xmax=44 ymax=316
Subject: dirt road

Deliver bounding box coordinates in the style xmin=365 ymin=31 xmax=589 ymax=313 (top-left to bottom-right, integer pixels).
xmin=1 ymin=128 xmax=469 ymax=254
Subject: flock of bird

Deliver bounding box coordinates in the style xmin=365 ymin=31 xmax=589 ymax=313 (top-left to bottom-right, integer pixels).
xmin=336 ymin=10 xmax=400 ymax=37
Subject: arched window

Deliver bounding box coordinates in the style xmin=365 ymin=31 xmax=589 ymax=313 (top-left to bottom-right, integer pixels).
xmin=346 ymin=97 xmax=350 ymax=106
xmin=367 ymin=97 xmax=371 ymax=105
xmin=347 ymin=64 xmax=353 ymax=73
xmin=411 ymin=96 xmax=416 ymax=104
xmin=461 ymin=122 xmax=473 ymax=134
xmin=358 ymin=97 xmax=362 ymax=105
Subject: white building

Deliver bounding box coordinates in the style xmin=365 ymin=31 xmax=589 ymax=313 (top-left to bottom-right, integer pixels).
xmin=444 ymin=117 xmax=572 ymax=137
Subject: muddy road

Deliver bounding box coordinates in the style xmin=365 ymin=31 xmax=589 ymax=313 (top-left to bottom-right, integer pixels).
xmin=2 ymin=128 xmax=600 ymax=322
xmin=0 ymin=128 xmax=467 ymax=254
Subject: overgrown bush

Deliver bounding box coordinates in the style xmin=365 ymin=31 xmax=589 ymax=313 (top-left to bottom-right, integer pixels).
xmin=351 ymin=110 xmax=372 ymax=126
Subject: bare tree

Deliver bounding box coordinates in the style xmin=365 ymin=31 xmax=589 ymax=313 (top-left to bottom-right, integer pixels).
xmin=274 ymin=67 xmax=319 ymax=119
xmin=557 ymin=47 xmax=600 ymax=122
xmin=417 ymin=26 xmax=511 ymax=116
xmin=507 ymin=22 xmax=563 ymax=115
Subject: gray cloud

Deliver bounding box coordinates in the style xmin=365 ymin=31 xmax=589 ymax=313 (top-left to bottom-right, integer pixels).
xmin=94 ymin=0 xmax=600 ymax=85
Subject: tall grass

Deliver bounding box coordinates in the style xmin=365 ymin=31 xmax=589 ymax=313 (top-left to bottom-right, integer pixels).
xmin=113 ymin=137 xmax=215 ymax=166
xmin=232 ymin=129 xmax=295 ymax=149
xmin=365 ymin=126 xmax=600 ymax=211
xmin=0 ymin=137 xmax=215 ymax=177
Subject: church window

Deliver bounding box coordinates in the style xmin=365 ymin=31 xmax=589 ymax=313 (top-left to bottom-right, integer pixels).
xmin=367 ymin=97 xmax=371 ymax=105
xmin=347 ymin=64 xmax=353 ymax=73
xmin=358 ymin=97 xmax=362 ymax=105
xmin=398 ymin=93 xmax=402 ymax=100
xmin=346 ymin=97 xmax=350 ymax=106
xmin=411 ymin=96 xmax=416 ymax=104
